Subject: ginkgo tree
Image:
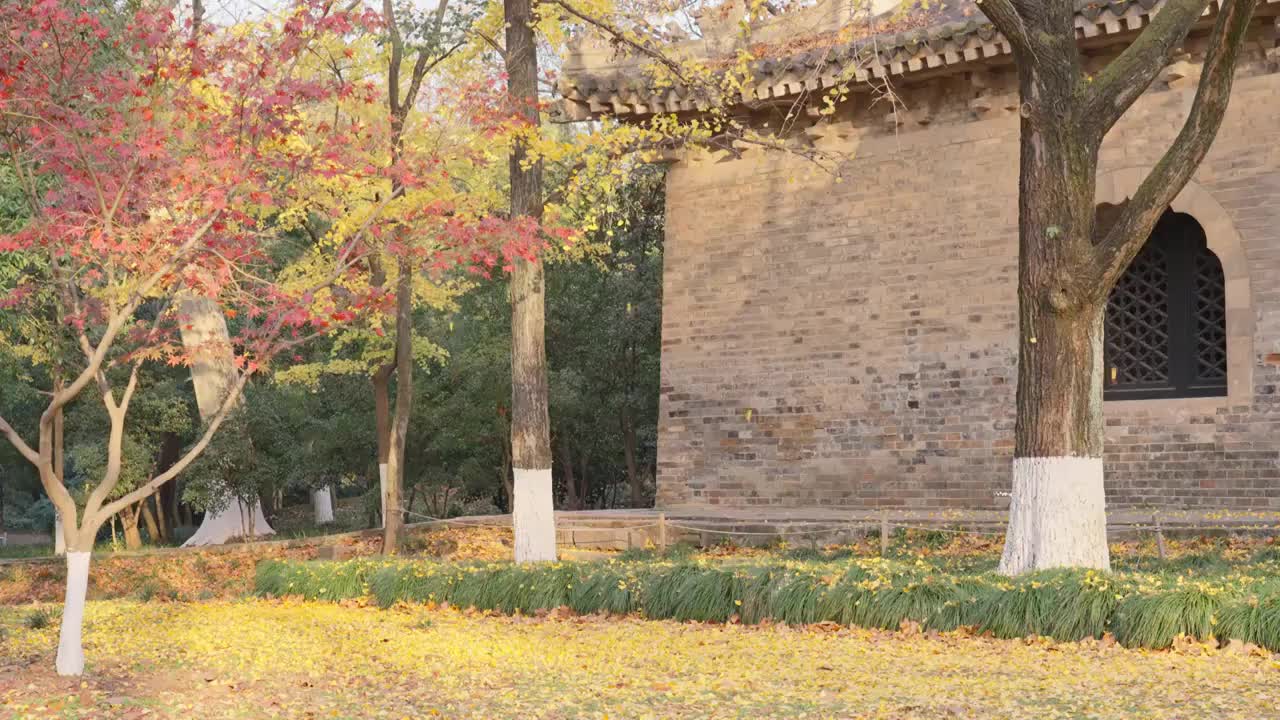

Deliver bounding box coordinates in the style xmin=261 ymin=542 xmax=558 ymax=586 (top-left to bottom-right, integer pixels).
xmin=0 ymin=0 xmax=398 ymax=675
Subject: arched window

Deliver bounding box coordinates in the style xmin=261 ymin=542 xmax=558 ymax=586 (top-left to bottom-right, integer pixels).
xmin=1104 ymin=210 xmax=1227 ymax=400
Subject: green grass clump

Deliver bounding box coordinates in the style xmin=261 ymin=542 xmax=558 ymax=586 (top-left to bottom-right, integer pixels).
xmin=23 ymin=607 xmax=57 ymax=629
xmin=255 ymin=558 xmax=374 ymax=601
xmin=1216 ymin=585 xmax=1280 ymax=651
xmin=256 ymin=549 xmax=1280 ymax=652
xmin=1113 ymin=586 xmax=1224 ymax=649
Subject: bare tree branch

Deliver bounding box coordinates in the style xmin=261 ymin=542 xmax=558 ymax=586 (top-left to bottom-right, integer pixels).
xmin=552 ymin=0 xmax=695 ymax=87
xmin=401 ymin=40 xmax=467 ymax=115
xmin=976 ymin=0 xmax=1036 ymax=56
xmin=42 ymin=211 xmax=222 ymax=424
xmin=1083 ymin=0 xmax=1212 ymax=134
xmin=98 ymin=368 xmax=253 ymax=521
xmin=1091 ymin=0 xmax=1259 ymax=292
xmin=383 ymin=0 xmax=405 ymax=117
xmin=0 ymin=414 xmax=40 ymax=466
xmin=82 ymin=363 xmax=142 ymax=520
xmin=471 ymin=29 xmax=507 ymax=59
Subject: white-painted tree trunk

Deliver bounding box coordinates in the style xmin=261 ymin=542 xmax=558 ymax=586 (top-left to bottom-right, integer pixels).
xmin=53 ymin=513 xmax=66 ymax=556
xmin=55 ymin=551 xmax=90 ymax=676
xmin=512 ymin=467 xmax=556 ymax=563
xmin=999 ymin=457 xmax=1110 ymax=574
xmin=312 ymin=486 xmax=335 ymax=525
xmin=178 ymin=296 xmax=275 ymax=546
xmin=378 ymin=463 xmax=388 ymax=529
xmin=182 ymin=499 xmax=274 ymax=547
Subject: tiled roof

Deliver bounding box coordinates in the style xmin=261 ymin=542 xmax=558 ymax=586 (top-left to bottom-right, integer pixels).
xmin=556 ymin=0 xmax=1279 ymax=120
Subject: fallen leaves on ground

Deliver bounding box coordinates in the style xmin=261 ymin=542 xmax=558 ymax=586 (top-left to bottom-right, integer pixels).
xmin=0 ymin=526 xmax=517 ymax=605
xmin=2 ymin=599 xmax=1279 ymax=719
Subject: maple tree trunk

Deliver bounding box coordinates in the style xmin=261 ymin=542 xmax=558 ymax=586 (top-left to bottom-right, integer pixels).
xmin=55 ymin=551 xmax=90 ymax=676
xmin=981 ymin=0 xmax=1259 ymax=574
xmin=559 ymin=437 xmax=579 ymax=510
xmin=154 ymin=432 xmax=180 ymax=539
xmin=622 ymin=407 xmax=642 ymax=508
xmin=500 ymin=446 xmax=513 ymax=513
xmin=372 ymin=364 xmax=393 ymax=528
xmin=505 ymin=0 xmax=556 ymax=563
xmin=406 ymin=482 xmax=420 ymax=519
xmin=140 ymin=497 xmax=161 ymax=543
xmin=578 ymin=450 xmax=591 ymax=510
xmin=382 ymin=253 xmax=413 ymax=554
xmin=179 ymin=296 xmax=274 ymax=546
xmin=122 ymin=504 xmax=143 ymax=551
xmin=155 ymin=486 xmax=172 ymax=542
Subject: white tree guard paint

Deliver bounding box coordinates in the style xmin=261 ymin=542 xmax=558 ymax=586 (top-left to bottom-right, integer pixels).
xmin=54 ymin=513 xmax=66 ymax=556
xmin=512 ymin=467 xmax=556 ymax=563
xmin=312 ymin=486 xmax=335 ymax=524
xmin=182 ymin=499 xmax=275 ymax=547
xmin=378 ymin=463 xmax=388 ymax=528
xmin=55 ymin=551 xmax=90 ymax=676
xmin=999 ymin=457 xmax=1110 ymax=574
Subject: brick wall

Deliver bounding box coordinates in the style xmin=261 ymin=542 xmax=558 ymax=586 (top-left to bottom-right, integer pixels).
xmin=657 ymin=54 xmax=1280 ymax=510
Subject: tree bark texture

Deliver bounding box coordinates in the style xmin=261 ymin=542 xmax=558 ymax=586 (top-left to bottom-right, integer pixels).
xmin=505 ymin=0 xmax=556 ymax=563
xmin=981 ymin=0 xmax=1259 ymax=574
xmin=382 ymin=253 xmax=413 ymax=554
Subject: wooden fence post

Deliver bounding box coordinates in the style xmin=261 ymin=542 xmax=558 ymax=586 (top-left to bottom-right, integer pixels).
xmin=880 ymin=510 xmax=890 ymax=556
xmin=1153 ymin=513 xmax=1167 ymax=561
xmin=658 ymin=513 xmax=667 ymax=552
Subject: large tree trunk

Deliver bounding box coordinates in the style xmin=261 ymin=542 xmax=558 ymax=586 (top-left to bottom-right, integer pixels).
xmin=995 ymin=12 xmax=1109 ymax=573
xmin=983 ymin=0 xmax=1258 ymax=574
xmin=505 ymin=0 xmax=556 ymax=563
xmin=999 ymin=77 xmax=1110 ymax=574
xmin=179 ymin=296 xmax=274 ymax=546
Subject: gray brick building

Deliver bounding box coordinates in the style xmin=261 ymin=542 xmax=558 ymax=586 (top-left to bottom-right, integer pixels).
xmin=559 ymin=0 xmax=1280 ymax=511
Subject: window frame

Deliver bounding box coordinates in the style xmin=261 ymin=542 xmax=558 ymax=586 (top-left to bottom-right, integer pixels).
xmin=1103 ymin=211 xmax=1228 ymax=402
